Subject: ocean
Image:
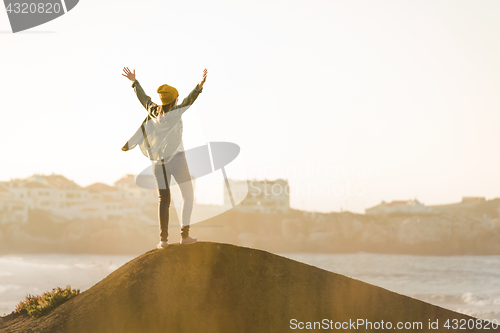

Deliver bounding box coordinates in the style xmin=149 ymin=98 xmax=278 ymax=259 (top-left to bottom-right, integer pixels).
xmin=1 ymin=252 xmax=499 ymax=322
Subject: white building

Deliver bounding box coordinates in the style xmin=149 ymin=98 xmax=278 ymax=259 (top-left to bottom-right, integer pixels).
xmin=85 ymin=182 xmax=122 ymax=201
xmin=59 ymin=182 xmax=130 ymax=221
xmin=225 ymin=179 xmax=290 ymax=213
xmin=430 ymin=196 xmax=487 ymax=214
xmin=2 ymin=173 xmax=295 ymax=222
xmin=365 ymin=199 xmax=431 ymax=215
xmin=0 ymin=174 xmax=159 ymax=222
xmin=113 ymin=174 xmax=160 ymax=204
xmin=0 ymin=183 xmax=28 ymax=223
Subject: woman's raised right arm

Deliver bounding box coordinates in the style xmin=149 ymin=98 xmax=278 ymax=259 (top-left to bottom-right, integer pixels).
xmin=122 ymin=67 xmax=157 ymax=115
xmin=131 ymin=80 xmax=155 ymax=112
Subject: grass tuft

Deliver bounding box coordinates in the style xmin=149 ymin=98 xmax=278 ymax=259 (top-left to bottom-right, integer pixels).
xmin=15 ymin=285 xmax=80 ymax=318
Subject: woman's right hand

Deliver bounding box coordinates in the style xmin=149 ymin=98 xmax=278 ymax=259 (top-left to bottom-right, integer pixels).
xmin=122 ymin=67 xmax=136 ymax=82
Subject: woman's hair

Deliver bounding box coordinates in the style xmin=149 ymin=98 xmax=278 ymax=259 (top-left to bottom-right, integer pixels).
xmin=155 ymin=99 xmax=177 ymax=124
xmin=156 ymin=99 xmax=177 ymax=116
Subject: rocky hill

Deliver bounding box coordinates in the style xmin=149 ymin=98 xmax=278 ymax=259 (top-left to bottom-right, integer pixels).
xmin=0 ymin=242 xmax=497 ymax=332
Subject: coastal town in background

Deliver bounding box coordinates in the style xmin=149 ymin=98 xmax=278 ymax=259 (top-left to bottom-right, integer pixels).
xmin=1 ymin=173 xmax=499 ymax=255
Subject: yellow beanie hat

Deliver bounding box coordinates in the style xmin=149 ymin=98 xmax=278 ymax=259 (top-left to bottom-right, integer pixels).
xmin=157 ymin=84 xmax=179 ymax=105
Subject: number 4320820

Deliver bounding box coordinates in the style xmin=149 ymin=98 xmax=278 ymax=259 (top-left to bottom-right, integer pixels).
xmin=444 ymin=318 xmax=499 ymax=330
xmin=6 ymin=3 xmax=62 ymax=14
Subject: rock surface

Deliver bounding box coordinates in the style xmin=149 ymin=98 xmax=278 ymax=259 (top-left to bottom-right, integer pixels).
xmin=0 ymin=242 xmax=496 ymax=332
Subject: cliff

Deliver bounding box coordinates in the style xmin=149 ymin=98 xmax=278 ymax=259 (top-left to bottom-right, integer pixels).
xmin=0 ymin=242 xmax=496 ymax=332
xmin=4 ymin=208 xmax=500 ymax=255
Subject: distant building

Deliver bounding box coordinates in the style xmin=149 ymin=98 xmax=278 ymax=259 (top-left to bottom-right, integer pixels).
xmin=83 ymin=182 xmax=141 ymax=221
xmin=225 ymin=179 xmax=290 ymax=213
xmin=461 ymin=196 xmax=486 ymax=204
xmin=365 ymin=199 xmax=431 ymax=215
xmin=0 ymin=173 xmax=160 ymax=222
xmin=430 ymin=196 xmax=487 ymax=214
xmin=113 ymin=174 xmax=159 ymax=202
xmin=85 ymin=182 xmax=121 ymax=201
xmin=0 ymin=183 xmax=28 ymax=223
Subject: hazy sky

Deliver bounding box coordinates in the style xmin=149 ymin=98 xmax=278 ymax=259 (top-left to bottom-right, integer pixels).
xmin=1 ymin=0 xmax=499 ymax=213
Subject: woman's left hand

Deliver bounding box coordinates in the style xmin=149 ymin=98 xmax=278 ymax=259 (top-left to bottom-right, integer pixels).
xmin=198 ymin=68 xmax=208 ymax=89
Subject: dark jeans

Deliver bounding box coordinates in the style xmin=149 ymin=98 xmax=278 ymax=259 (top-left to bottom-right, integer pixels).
xmin=152 ymin=152 xmax=194 ymax=242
